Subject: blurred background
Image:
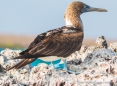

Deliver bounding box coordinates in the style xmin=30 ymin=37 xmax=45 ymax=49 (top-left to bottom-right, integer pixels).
xmin=0 ymin=0 xmax=116 ymax=49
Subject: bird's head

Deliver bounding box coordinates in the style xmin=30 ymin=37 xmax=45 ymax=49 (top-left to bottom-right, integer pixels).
xmin=65 ymin=1 xmax=107 ymax=15
xmin=65 ymin=1 xmax=107 ymax=28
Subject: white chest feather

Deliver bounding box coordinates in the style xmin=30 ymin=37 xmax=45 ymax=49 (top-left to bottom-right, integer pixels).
xmin=65 ymin=18 xmax=73 ymax=26
xmin=65 ymin=18 xmax=84 ymax=31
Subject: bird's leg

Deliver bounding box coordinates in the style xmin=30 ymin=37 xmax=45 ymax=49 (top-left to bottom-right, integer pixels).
xmin=62 ymin=58 xmax=82 ymax=75
xmin=62 ymin=58 xmax=67 ymax=71
xmin=50 ymin=61 xmax=55 ymax=69
xmin=61 ymin=58 xmax=69 ymax=82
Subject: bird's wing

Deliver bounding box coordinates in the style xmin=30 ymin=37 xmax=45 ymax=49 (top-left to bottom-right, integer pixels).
xmin=23 ymin=26 xmax=83 ymax=57
xmin=7 ymin=26 xmax=83 ymax=70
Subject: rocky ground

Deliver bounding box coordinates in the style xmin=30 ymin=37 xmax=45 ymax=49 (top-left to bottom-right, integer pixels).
xmin=0 ymin=36 xmax=117 ymax=86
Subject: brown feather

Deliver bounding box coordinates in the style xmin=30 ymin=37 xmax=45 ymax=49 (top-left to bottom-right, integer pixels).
xmin=6 ymin=58 xmax=36 ymax=71
xmin=64 ymin=1 xmax=84 ymax=29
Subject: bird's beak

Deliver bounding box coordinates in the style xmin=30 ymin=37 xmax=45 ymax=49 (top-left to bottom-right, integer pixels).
xmin=81 ymin=5 xmax=107 ymax=13
xmin=86 ymin=7 xmax=107 ymax=12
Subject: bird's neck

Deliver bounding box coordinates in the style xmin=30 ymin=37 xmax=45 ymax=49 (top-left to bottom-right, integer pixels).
xmin=65 ymin=13 xmax=83 ymax=31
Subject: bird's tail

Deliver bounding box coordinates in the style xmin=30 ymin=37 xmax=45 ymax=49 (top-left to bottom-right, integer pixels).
xmin=6 ymin=54 xmax=37 ymax=71
xmin=13 ymin=53 xmax=48 ymax=59
xmin=13 ymin=53 xmax=36 ymax=59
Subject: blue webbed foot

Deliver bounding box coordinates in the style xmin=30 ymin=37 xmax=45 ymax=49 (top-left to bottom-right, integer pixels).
xmin=53 ymin=59 xmax=82 ymax=75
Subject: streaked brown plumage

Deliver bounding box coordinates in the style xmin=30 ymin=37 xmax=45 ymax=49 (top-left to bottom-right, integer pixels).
xmin=64 ymin=2 xmax=84 ymax=30
xmin=7 ymin=1 xmax=107 ymax=70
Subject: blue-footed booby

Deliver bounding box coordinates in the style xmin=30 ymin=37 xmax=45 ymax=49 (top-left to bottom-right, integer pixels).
xmin=7 ymin=1 xmax=107 ymax=71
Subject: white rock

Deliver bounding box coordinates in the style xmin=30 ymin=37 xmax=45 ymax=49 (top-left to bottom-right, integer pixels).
xmin=0 ymin=56 xmax=4 ymax=65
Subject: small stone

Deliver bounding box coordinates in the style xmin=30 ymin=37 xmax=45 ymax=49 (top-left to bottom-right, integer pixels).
xmin=110 ymin=80 xmax=115 ymax=86
xmin=96 ymin=36 xmax=108 ymax=49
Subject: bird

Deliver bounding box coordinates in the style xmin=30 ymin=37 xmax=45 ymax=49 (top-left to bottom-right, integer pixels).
xmin=6 ymin=1 xmax=107 ymax=71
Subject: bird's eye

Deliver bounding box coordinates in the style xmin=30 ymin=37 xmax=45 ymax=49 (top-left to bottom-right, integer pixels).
xmin=84 ymin=5 xmax=90 ymax=8
xmin=84 ymin=5 xmax=86 ymax=8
